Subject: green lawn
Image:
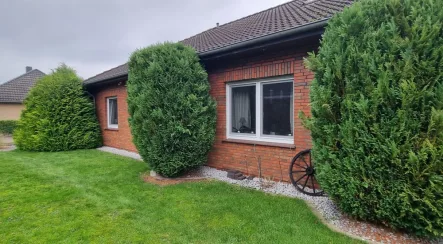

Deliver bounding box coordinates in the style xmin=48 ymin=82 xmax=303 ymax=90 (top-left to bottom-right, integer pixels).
xmin=0 ymin=150 xmax=361 ymax=243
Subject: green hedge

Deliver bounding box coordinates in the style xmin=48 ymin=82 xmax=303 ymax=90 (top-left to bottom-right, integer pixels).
xmin=0 ymin=120 xmax=17 ymax=135
xmin=14 ymin=65 xmax=102 ymax=151
xmin=305 ymin=0 xmax=443 ymax=237
xmin=127 ymin=42 xmax=216 ymax=177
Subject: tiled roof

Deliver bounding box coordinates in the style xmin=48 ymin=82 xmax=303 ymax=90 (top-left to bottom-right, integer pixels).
xmin=0 ymin=69 xmax=46 ymax=103
xmin=84 ymin=0 xmax=354 ymax=85
xmin=182 ymin=0 xmax=354 ymax=53
xmin=83 ymin=63 xmax=128 ymax=85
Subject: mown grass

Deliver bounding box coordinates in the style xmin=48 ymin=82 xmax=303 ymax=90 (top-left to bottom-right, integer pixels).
xmin=0 ymin=150 xmax=362 ymax=243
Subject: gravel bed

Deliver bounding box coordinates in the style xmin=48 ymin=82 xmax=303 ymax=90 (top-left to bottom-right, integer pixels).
xmin=0 ymin=145 xmax=16 ymax=152
xmin=99 ymin=147 xmax=442 ymax=244
xmin=98 ymin=146 xmax=142 ymax=160
xmin=197 ymin=166 xmax=441 ymax=244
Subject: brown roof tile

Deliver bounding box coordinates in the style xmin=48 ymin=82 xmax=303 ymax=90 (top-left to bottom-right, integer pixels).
xmin=84 ymin=0 xmax=354 ymax=85
xmin=181 ymin=0 xmax=353 ymax=53
xmin=0 ymin=69 xmax=46 ymax=103
xmin=83 ymin=63 xmax=128 ymax=85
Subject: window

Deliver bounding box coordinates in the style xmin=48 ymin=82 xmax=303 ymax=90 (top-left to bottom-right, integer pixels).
xmin=107 ymin=97 xmax=118 ymax=129
xmin=227 ymin=76 xmax=294 ymax=144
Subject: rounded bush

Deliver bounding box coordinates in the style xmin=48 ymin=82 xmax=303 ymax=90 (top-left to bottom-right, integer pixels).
xmin=14 ymin=65 xmax=102 ymax=151
xmin=306 ymin=0 xmax=443 ymax=237
xmin=127 ymin=42 xmax=216 ymax=177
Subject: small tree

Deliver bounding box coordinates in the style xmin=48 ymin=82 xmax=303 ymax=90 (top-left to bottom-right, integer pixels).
xmin=14 ymin=65 xmax=102 ymax=151
xmin=127 ymin=42 xmax=216 ymax=177
xmin=305 ymin=0 xmax=443 ymax=237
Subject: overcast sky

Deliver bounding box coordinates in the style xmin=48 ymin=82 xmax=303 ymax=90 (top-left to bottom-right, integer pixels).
xmin=0 ymin=0 xmax=288 ymax=83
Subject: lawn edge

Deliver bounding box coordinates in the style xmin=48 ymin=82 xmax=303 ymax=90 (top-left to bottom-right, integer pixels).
xmin=303 ymin=200 xmax=369 ymax=243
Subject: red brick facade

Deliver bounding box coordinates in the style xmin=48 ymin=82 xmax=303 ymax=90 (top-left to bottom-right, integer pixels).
xmin=92 ymin=42 xmax=316 ymax=182
xmin=93 ymin=82 xmax=137 ymax=152
xmin=204 ymin=44 xmax=315 ymax=182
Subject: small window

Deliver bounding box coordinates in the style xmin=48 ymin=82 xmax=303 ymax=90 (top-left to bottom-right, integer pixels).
xmin=227 ymin=76 xmax=294 ymax=144
xmin=107 ymin=97 xmax=118 ymax=129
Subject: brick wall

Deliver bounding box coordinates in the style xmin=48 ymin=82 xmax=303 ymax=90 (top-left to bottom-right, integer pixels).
xmin=93 ymin=81 xmax=137 ymax=152
xmin=92 ymin=42 xmax=316 ymax=182
xmin=205 ymin=43 xmax=316 ymax=182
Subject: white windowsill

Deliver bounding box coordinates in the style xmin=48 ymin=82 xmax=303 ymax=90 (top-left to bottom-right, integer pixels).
xmin=227 ymin=133 xmax=294 ymax=145
xmin=107 ymin=125 xmax=119 ymax=130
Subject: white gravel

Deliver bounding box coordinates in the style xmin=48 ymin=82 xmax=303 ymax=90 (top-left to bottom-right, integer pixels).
xmin=0 ymin=146 xmax=16 ymax=152
xmin=99 ymin=147 xmax=442 ymax=244
xmin=98 ymin=146 xmax=142 ymax=160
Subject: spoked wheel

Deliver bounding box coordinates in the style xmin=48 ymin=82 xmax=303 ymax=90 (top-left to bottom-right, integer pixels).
xmin=289 ymin=149 xmax=324 ymax=196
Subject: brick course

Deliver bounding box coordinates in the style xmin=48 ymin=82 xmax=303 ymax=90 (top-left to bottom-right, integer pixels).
xmin=92 ymin=43 xmax=316 ymax=182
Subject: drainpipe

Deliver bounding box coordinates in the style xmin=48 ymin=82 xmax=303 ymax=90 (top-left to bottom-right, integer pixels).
xmin=85 ymin=90 xmax=96 ymax=110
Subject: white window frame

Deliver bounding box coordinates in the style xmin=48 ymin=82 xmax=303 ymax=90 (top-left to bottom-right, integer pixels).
xmin=107 ymin=97 xmax=118 ymax=129
xmin=226 ymin=76 xmax=294 ymax=144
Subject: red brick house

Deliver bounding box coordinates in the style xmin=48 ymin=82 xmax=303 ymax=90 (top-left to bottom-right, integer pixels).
xmin=84 ymin=0 xmax=353 ymax=181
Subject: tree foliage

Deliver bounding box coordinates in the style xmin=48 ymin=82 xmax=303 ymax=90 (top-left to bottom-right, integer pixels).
xmin=127 ymin=42 xmax=216 ymax=177
xmin=14 ymin=65 xmax=102 ymax=151
xmin=305 ymin=0 xmax=443 ymax=237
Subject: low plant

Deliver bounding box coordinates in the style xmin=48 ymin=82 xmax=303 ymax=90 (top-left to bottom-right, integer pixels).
xmin=0 ymin=120 xmax=17 ymax=135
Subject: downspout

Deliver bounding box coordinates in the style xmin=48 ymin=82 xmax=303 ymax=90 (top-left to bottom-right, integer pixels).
xmin=85 ymin=90 xmax=96 ymax=110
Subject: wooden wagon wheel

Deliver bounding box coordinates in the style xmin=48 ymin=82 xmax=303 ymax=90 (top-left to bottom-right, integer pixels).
xmin=289 ymin=149 xmax=324 ymax=196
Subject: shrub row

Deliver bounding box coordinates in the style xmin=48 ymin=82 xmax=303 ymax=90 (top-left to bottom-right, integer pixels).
xmin=0 ymin=120 xmax=17 ymax=135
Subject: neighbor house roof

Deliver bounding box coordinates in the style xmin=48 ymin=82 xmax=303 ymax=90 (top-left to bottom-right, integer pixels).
xmin=84 ymin=0 xmax=354 ymax=86
xmin=0 ymin=69 xmax=46 ymax=103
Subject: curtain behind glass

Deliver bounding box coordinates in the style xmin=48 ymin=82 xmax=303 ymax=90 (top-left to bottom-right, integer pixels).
xmin=232 ymin=90 xmax=251 ymax=132
xmin=109 ymin=99 xmax=118 ymax=125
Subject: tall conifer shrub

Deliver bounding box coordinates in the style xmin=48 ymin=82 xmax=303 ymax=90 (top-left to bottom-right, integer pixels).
xmin=127 ymin=43 xmax=216 ymax=177
xmin=14 ymin=65 xmax=102 ymax=151
xmin=306 ymin=0 xmax=443 ymax=237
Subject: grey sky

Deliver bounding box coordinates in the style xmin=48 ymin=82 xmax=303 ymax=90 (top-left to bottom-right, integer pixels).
xmin=0 ymin=0 xmax=288 ymax=83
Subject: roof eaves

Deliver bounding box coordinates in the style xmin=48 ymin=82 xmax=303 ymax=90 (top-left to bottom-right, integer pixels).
xmin=83 ymin=63 xmax=128 ymax=85
xmin=83 ymin=73 xmax=128 ymax=87
xmin=198 ymin=17 xmax=329 ymax=58
xmin=0 ymin=100 xmax=23 ymax=104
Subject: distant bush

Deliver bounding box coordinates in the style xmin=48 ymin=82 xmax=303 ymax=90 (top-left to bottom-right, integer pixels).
xmin=0 ymin=120 xmax=17 ymax=135
xmin=305 ymin=0 xmax=443 ymax=237
xmin=127 ymin=42 xmax=216 ymax=177
xmin=14 ymin=64 xmax=102 ymax=151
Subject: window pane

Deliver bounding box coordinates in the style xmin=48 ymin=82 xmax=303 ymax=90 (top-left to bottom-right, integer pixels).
xmin=109 ymin=98 xmax=118 ymax=125
xmin=231 ymin=86 xmax=256 ymax=134
xmin=262 ymin=82 xmax=293 ymax=136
